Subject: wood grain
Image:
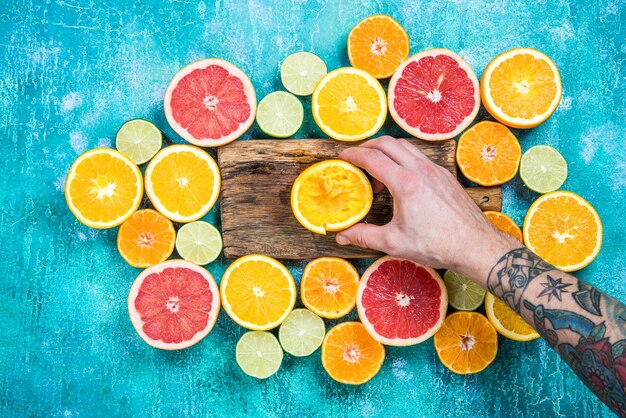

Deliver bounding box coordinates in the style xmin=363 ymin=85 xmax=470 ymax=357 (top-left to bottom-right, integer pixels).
xmin=218 ymin=139 xmax=501 ymax=259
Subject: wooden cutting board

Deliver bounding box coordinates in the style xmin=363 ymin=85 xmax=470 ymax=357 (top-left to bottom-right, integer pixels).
xmin=218 ymin=139 xmax=501 ymax=259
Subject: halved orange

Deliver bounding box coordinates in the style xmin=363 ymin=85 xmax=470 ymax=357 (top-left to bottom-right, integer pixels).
xmin=301 ymin=257 xmax=360 ymax=319
xmin=65 ymin=148 xmax=143 ymax=229
xmin=456 ymin=121 xmax=521 ymax=186
xmin=433 ymin=311 xmax=498 ymax=375
xmin=321 ymin=322 xmax=385 ymax=385
xmin=523 ymin=191 xmax=602 ymax=272
xmin=481 ymin=48 xmax=562 ymax=128
xmin=291 ymin=160 xmax=373 ymax=235
xmin=484 ymin=211 xmax=522 ymax=242
xmin=485 ymin=293 xmax=539 ymax=342
xmin=117 ymin=209 xmax=176 ymax=268
xmin=347 ymin=14 xmax=410 ymax=79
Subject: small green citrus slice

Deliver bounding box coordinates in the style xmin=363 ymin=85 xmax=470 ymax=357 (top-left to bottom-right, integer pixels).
xmin=236 ymin=331 xmax=283 ymax=379
xmin=444 ymin=270 xmax=486 ymax=311
xmin=280 ymin=52 xmax=328 ymax=96
xmin=520 ymin=145 xmax=568 ymax=194
xmin=256 ymin=91 xmax=303 ymax=138
xmin=115 ymin=119 xmax=162 ymax=165
xmin=278 ymin=308 xmax=325 ymax=357
xmin=175 ymin=221 xmax=222 ymax=265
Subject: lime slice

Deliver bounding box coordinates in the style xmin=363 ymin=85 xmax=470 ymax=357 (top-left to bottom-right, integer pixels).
xmin=175 ymin=221 xmax=222 ymax=265
xmin=256 ymin=91 xmax=303 ymax=138
xmin=115 ymin=119 xmax=162 ymax=165
xmin=280 ymin=52 xmax=327 ymax=96
xmin=236 ymin=331 xmax=283 ymax=379
xmin=278 ymin=308 xmax=325 ymax=356
xmin=444 ymin=270 xmax=486 ymax=311
xmin=520 ymin=145 xmax=568 ymax=194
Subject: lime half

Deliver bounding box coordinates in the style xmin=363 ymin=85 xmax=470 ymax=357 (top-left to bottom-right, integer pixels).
xmin=256 ymin=91 xmax=303 ymax=138
xmin=280 ymin=52 xmax=327 ymax=96
xmin=520 ymin=145 xmax=568 ymax=194
xmin=175 ymin=221 xmax=222 ymax=265
xmin=444 ymin=270 xmax=486 ymax=311
xmin=236 ymin=331 xmax=283 ymax=379
xmin=115 ymin=119 xmax=162 ymax=165
xmin=278 ymin=308 xmax=325 ymax=357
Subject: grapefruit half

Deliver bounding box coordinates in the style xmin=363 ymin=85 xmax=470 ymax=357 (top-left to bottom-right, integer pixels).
xmin=128 ymin=259 xmax=220 ymax=350
xmin=164 ymin=58 xmax=256 ymax=147
xmin=388 ymin=49 xmax=480 ymax=141
xmin=357 ymin=256 xmax=448 ymax=346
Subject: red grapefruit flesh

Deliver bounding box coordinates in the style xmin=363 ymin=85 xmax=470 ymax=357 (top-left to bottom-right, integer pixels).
xmin=357 ymin=256 xmax=448 ymax=346
xmin=164 ymin=58 xmax=256 ymax=147
xmin=128 ymin=259 xmax=220 ymax=350
xmin=388 ymin=49 xmax=480 ymax=141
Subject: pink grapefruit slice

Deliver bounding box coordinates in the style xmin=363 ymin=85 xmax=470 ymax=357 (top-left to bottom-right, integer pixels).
xmin=388 ymin=49 xmax=480 ymax=141
xmin=164 ymin=58 xmax=256 ymax=147
xmin=128 ymin=259 xmax=220 ymax=350
xmin=357 ymin=256 xmax=448 ymax=346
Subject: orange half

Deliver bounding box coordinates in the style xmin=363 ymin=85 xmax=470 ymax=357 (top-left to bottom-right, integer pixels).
xmin=484 ymin=211 xmax=523 ymax=242
xmin=485 ymin=293 xmax=539 ymax=342
xmin=117 ymin=209 xmax=176 ymax=268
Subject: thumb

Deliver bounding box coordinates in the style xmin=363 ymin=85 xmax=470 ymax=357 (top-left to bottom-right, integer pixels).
xmin=335 ymin=223 xmax=387 ymax=251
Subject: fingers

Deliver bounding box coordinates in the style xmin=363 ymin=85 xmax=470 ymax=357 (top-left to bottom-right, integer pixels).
xmin=370 ymin=178 xmax=386 ymax=193
xmin=362 ymin=136 xmax=430 ymax=164
xmin=336 ymin=223 xmax=389 ymax=252
xmin=339 ymin=146 xmax=404 ymax=194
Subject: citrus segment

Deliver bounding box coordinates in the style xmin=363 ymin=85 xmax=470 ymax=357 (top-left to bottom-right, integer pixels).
xmin=520 ymin=145 xmax=568 ymax=194
xmin=236 ymin=331 xmax=283 ymax=379
xmin=280 ymin=52 xmax=327 ymax=96
xmin=175 ymin=221 xmax=222 ymax=265
xmin=117 ymin=209 xmax=176 ymax=268
xmin=278 ymin=309 xmax=325 ymax=357
xmin=443 ymin=270 xmax=486 ymax=311
xmin=256 ymin=91 xmax=303 ymax=138
xmin=484 ymin=211 xmax=523 ymax=242
xmin=115 ymin=119 xmax=162 ymax=165
xmin=485 ymin=293 xmax=539 ymax=341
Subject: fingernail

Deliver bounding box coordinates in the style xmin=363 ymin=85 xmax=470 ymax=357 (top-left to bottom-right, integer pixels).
xmin=336 ymin=235 xmax=349 ymax=245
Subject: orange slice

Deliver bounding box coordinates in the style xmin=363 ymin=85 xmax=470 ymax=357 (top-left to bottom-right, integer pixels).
xmin=484 ymin=211 xmax=522 ymax=242
xmin=485 ymin=293 xmax=539 ymax=342
xmin=433 ymin=311 xmax=498 ymax=375
xmin=144 ymin=145 xmax=220 ymax=223
xmin=347 ymin=14 xmax=410 ymax=79
xmin=220 ymin=254 xmax=296 ymax=330
xmin=523 ymin=191 xmax=602 ymax=272
xmin=117 ymin=209 xmax=176 ymax=268
xmin=456 ymin=121 xmax=521 ymax=186
xmin=321 ymin=322 xmax=385 ymax=385
xmin=301 ymin=257 xmax=360 ymax=319
xmin=481 ymin=48 xmax=562 ymax=128
xmin=65 ymin=148 xmax=143 ymax=229
xmin=291 ymin=160 xmax=373 ymax=235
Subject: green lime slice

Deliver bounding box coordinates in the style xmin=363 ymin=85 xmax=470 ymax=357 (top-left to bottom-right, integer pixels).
xmin=256 ymin=91 xmax=303 ymax=138
xmin=444 ymin=270 xmax=486 ymax=311
xmin=175 ymin=221 xmax=222 ymax=265
xmin=236 ymin=331 xmax=283 ymax=379
xmin=278 ymin=308 xmax=325 ymax=357
xmin=115 ymin=119 xmax=162 ymax=165
xmin=280 ymin=52 xmax=327 ymax=96
xmin=520 ymin=145 xmax=568 ymax=194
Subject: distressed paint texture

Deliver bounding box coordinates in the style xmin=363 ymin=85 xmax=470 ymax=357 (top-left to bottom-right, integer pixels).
xmin=1 ymin=0 xmax=625 ymax=416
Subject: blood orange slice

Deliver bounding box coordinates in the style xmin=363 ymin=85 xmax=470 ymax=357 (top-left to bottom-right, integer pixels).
xmin=164 ymin=58 xmax=256 ymax=147
xmin=128 ymin=260 xmax=220 ymax=350
xmin=388 ymin=49 xmax=480 ymax=141
xmin=357 ymin=256 xmax=447 ymax=346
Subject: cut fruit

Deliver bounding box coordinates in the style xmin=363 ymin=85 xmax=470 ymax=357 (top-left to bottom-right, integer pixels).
xmin=278 ymin=309 xmax=325 ymax=357
xmin=236 ymin=331 xmax=283 ymax=379
xmin=481 ymin=48 xmax=562 ymax=128
xmin=520 ymin=145 xmax=568 ymax=194
xmin=523 ymin=191 xmax=602 ymax=272
xmin=291 ymin=160 xmax=373 ymax=235
xmin=347 ymin=14 xmax=410 ymax=79
xmin=485 ymin=293 xmax=539 ymax=341
xmin=220 ymin=254 xmax=296 ymax=330
xmin=127 ymin=260 xmax=220 ymax=350
xmin=300 ymin=257 xmax=360 ymax=319
xmin=321 ymin=322 xmax=385 ymax=385
xmin=65 ymin=148 xmax=143 ymax=229
xmin=443 ymin=270 xmax=486 ymax=311
xmin=256 ymin=91 xmax=303 ymax=138
xmin=175 ymin=221 xmax=222 ymax=265
xmin=312 ymin=67 xmax=387 ymax=141
xmin=388 ymin=49 xmax=480 ymax=141
xmin=456 ymin=121 xmax=521 ymax=186
xmin=280 ymin=52 xmax=327 ymax=96
xmin=434 ymin=311 xmax=498 ymax=375
xmin=484 ymin=211 xmax=523 ymax=242
xmin=357 ymin=256 xmax=448 ymax=346
xmin=115 ymin=119 xmax=162 ymax=165
xmin=144 ymin=145 xmax=220 ymax=223
xmin=117 ymin=209 xmax=176 ymax=268
xmin=164 ymin=58 xmax=256 ymax=147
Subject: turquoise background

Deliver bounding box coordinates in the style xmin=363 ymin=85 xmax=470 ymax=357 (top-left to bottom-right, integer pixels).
xmin=1 ymin=0 xmax=624 ymax=416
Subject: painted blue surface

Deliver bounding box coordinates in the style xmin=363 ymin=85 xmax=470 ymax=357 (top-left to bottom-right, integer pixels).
xmin=1 ymin=0 xmax=625 ymax=416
